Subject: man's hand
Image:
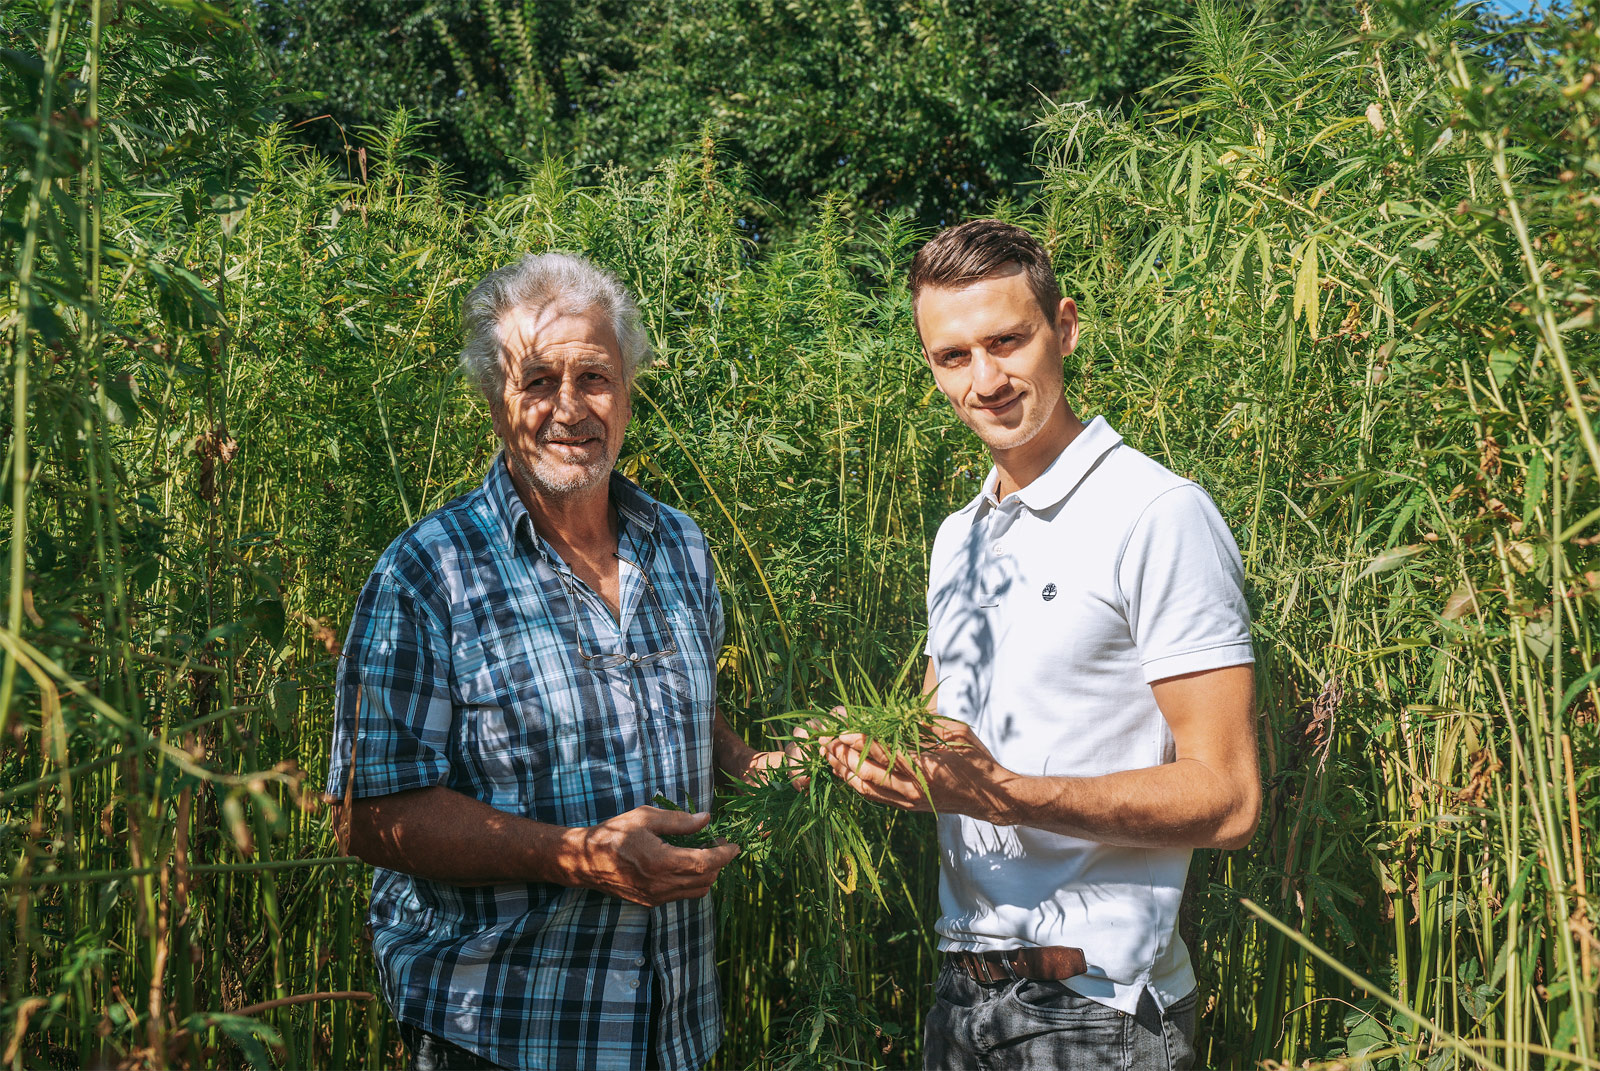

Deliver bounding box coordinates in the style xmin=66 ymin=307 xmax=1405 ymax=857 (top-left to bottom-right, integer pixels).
xmin=742 ymin=733 xmax=813 ymax=790
xmin=821 ymin=662 xmax=1260 ymax=848
xmin=821 ymin=717 xmax=1013 ymax=817
xmin=574 ymin=805 xmax=740 ymax=907
xmin=714 ymin=709 xmax=811 ymax=790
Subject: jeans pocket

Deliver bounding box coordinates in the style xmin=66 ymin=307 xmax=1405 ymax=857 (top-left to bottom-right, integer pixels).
xmin=999 ymin=981 xmax=1130 ymax=1067
xmin=1008 ymin=979 xmax=1124 ymax=1021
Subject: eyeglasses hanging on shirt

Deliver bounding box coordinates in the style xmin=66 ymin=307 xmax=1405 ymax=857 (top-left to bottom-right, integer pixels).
xmin=552 ymin=554 xmax=680 ymax=671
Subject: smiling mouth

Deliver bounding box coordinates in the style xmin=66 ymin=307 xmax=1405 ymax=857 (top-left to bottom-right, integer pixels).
xmin=542 ymin=438 xmax=603 ymax=458
xmin=975 ymin=395 xmax=1023 ymax=417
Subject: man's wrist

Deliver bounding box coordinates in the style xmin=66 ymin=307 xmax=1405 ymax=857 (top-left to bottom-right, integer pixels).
xmin=534 ymin=824 xmax=598 ymax=889
xmin=963 ymin=765 xmax=1028 ymax=826
xmin=713 ymin=729 xmax=758 ymax=781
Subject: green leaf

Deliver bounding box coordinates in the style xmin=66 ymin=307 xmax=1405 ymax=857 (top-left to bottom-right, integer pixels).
xmin=1293 ymin=235 xmax=1320 ymax=337
xmin=1344 ymin=998 xmax=1390 ymax=1064
xmin=1522 ymin=452 xmax=1546 ymax=527
xmin=1487 ymin=345 xmax=1522 ymax=382
xmin=1357 ymin=544 xmax=1425 ymax=580
xmin=200 ymin=621 xmax=246 ymax=646
xmin=1559 ymin=665 xmax=1600 ymax=719
xmin=103 ymin=376 xmax=141 ymax=428
xmin=178 ymin=1012 xmax=279 ymax=1069
xmin=269 ymin=677 xmax=299 ymax=736
xmin=249 ymin=598 xmax=285 ymax=649
xmin=806 ymin=1010 xmax=827 ymax=1055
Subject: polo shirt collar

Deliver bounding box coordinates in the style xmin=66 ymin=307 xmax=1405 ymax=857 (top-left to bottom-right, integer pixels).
xmin=972 ymin=416 xmax=1124 ymax=516
xmin=482 ymin=451 xmax=660 ymax=560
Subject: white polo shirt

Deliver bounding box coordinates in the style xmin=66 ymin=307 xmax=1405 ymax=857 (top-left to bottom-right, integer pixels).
xmin=925 ymin=415 xmax=1253 ymax=1015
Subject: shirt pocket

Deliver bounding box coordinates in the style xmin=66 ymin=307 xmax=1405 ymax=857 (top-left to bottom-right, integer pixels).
xmin=660 ymin=606 xmax=716 ymax=714
xmin=450 ymin=635 xmax=571 ymax=816
xmin=647 ymin=607 xmax=716 ymax=804
xmin=481 ymin=633 xmax=664 ymax=824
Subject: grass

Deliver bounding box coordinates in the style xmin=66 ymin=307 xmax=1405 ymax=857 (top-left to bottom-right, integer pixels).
xmin=1 ymin=0 xmax=1597 ymax=1068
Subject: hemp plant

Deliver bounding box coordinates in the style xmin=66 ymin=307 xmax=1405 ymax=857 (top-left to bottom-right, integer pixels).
xmin=7 ymin=1 xmax=1597 ymax=1067
xmin=657 ymin=659 xmax=937 ymax=906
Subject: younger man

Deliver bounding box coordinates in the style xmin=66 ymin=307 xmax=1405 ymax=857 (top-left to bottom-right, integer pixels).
xmin=824 ymin=220 xmax=1261 ymax=1070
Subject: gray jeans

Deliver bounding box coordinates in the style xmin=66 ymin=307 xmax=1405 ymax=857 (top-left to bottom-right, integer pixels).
xmin=923 ymin=963 xmax=1197 ymax=1070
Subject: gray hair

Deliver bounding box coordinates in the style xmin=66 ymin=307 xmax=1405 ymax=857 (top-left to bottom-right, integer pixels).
xmin=459 ymin=252 xmax=651 ymax=403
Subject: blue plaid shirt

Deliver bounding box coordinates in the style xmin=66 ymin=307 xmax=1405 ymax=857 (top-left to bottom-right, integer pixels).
xmin=327 ymin=455 xmax=724 ymax=1070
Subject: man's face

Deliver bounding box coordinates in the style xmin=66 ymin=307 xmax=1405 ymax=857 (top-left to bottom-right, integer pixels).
xmin=915 ymin=266 xmax=1078 ymax=456
xmin=491 ymin=302 xmax=631 ymax=499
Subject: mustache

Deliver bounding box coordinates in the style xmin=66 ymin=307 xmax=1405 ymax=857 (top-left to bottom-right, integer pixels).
xmin=538 ymin=420 xmax=606 ymax=443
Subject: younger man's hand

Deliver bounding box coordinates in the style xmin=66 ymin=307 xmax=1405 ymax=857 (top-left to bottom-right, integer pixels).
xmin=820 ymin=717 xmax=1011 ymax=818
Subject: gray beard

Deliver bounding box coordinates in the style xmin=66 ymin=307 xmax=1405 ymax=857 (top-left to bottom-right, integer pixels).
xmin=507 ymin=440 xmax=615 ymax=499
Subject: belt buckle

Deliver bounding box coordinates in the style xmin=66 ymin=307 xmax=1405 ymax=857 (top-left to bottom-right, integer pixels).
xmin=959 ymin=951 xmax=1017 ymax=984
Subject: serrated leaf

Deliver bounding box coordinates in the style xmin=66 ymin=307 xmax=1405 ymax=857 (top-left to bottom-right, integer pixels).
xmin=1488 ymin=346 xmax=1522 ymax=382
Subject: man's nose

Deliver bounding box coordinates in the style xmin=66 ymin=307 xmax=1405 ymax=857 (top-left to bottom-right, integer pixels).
xmin=551 ymin=374 xmax=589 ymax=422
xmin=969 ymin=349 xmax=1008 ymax=397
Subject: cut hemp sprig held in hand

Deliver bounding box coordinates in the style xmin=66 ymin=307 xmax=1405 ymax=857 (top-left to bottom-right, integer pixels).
xmin=653 ymin=652 xmax=944 ymax=901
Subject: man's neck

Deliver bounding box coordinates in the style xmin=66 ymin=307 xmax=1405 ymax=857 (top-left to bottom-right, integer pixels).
xmin=506 ymin=457 xmax=619 ymax=561
xmin=991 ymin=398 xmax=1085 ymax=501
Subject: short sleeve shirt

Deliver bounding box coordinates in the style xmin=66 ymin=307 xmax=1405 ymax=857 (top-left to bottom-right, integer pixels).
xmin=924 ymin=416 xmax=1253 ymax=1014
xmin=326 ymin=455 xmax=724 ymax=1071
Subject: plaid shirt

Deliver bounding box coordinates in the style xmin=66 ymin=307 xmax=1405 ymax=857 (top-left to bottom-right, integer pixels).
xmin=327 ymin=455 xmax=724 ymax=1071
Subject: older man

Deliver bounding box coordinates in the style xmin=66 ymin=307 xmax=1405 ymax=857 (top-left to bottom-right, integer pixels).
xmin=327 ymin=253 xmax=780 ymax=1071
xmin=823 ymin=220 xmax=1261 ymax=1070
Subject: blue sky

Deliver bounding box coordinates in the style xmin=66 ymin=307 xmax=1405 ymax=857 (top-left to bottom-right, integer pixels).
xmin=1480 ymin=0 xmax=1544 ymax=14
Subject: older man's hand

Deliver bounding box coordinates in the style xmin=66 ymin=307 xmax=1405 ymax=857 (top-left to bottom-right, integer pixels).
xmin=572 ymin=805 xmax=740 ymax=907
xmin=742 ymin=735 xmax=814 ymax=791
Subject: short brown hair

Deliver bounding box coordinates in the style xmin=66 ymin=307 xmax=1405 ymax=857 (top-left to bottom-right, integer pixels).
xmin=908 ymin=219 xmax=1062 ymax=323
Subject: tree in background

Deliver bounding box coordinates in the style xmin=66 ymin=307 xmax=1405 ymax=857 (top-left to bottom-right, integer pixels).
xmin=251 ymin=0 xmax=1194 ymax=231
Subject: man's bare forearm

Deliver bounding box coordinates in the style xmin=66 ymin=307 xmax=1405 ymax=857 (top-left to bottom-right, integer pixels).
xmin=977 ymin=759 xmax=1259 ymax=850
xmin=932 ymin=662 xmax=1259 ymax=850
xmin=712 ymin=710 xmax=758 ymax=782
xmin=827 ymin=662 xmax=1260 ymax=849
xmin=335 ymin=786 xmax=589 ymax=886
xmin=335 ymin=787 xmax=739 ymax=905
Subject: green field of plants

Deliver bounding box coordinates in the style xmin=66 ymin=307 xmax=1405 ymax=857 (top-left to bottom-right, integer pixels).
xmin=2 ymin=0 xmax=1597 ymax=1067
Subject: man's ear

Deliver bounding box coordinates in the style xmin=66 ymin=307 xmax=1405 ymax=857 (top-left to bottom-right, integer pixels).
xmin=485 ymin=364 xmax=509 ymax=436
xmin=1057 ymin=297 xmax=1080 ymax=358
xmin=487 ymin=396 xmax=506 ymax=442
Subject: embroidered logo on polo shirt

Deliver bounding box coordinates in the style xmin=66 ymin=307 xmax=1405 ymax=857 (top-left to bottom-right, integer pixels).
xmin=1041 ymin=583 xmax=1057 ymax=601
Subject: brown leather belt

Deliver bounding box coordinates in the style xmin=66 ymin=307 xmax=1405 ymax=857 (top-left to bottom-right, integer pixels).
xmin=946 ymin=946 xmax=1087 ymax=983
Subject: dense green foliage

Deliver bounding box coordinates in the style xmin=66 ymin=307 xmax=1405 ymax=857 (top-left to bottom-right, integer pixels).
xmin=3 ymin=0 xmax=1599 ymax=1068
xmin=251 ymin=0 xmax=1195 ymax=228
